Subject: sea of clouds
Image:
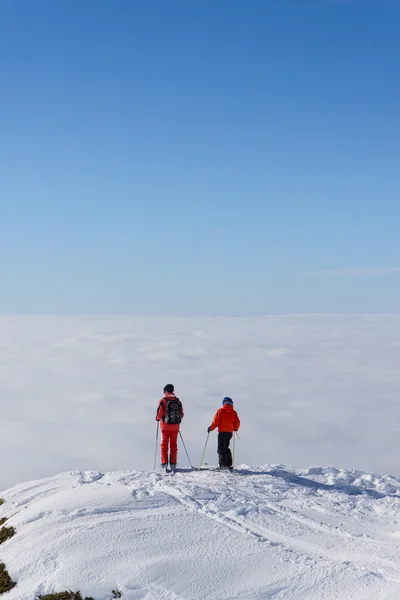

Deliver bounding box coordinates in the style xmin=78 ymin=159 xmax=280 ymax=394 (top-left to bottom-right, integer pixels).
xmin=1 ymin=315 xmax=400 ymax=490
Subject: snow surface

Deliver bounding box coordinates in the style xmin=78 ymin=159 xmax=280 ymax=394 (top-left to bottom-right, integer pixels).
xmin=2 ymin=466 xmax=400 ymax=599
xmin=1 ymin=315 xmax=400 ymax=490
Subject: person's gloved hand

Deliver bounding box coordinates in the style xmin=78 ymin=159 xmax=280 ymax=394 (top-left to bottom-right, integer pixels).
xmin=207 ymin=427 xmax=212 ymax=433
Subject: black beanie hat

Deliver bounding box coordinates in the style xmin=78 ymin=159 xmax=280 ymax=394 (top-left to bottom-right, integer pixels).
xmin=164 ymin=384 xmax=174 ymax=393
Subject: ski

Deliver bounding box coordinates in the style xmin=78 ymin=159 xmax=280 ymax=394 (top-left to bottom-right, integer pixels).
xmin=198 ymin=466 xmax=235 ymax=473
xmin=161 ymin=466 xmax=235 ymax=475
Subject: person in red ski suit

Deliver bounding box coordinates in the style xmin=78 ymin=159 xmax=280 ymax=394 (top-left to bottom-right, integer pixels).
xmin=156 ymin=384 xmax=184 ymax=469
xmin=208 ymin=397 xmax=240 ymax=470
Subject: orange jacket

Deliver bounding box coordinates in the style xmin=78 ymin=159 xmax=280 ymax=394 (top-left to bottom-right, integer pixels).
xmin=156 ymin=392 xmax=184 ymax=431
xmin=209 ymin=404 xmax=240 ymax=433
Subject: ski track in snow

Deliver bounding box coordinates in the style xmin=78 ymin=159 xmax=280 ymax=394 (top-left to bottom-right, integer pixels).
xmin=159 ymin=469 xmax=400 ymax=579
xmin=2 ymin=466 xmax=400 ymax=599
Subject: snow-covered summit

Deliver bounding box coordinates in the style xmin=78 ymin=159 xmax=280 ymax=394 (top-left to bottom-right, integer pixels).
xmin=2 ymin=465 xmax=400 ymax=600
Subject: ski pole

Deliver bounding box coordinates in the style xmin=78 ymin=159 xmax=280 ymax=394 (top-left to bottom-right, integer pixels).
xmin=199 ymin=432 xmax=210 ymax=468
xmin=153 ymin=421 xmax=159 ymax=471
xmin=179 ymin=431 xmax=194 ymax=468
xmin=232 ymin=432 xmax=236 ymax=468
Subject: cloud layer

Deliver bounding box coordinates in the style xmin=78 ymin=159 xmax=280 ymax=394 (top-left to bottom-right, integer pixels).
xmin=304 ymin=267 xmax=400 ymax=276
xmin=1 ymin=315 xmax=400 ymax=490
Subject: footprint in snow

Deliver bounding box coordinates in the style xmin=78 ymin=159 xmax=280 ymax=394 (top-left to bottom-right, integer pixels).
xmin=219 ymin=587 xmax=288 ymax=599
xmin=76 ymin=470 xmax=104 ymax=485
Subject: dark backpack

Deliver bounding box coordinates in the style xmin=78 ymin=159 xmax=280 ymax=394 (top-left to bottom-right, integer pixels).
xmin=164 ymin=397 xmax=182 ymax=424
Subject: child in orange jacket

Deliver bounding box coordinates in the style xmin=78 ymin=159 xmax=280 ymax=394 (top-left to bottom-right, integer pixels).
xmin=208 ymin=397 xmax=240 ymax=470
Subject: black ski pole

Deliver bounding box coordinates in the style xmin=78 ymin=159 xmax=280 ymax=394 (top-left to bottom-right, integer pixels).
xmin=232 ymin=431 xmax=240 ymax=468
xmin=153 ymin=421 xmax=159 ymax=471
xmin=179 ymin=431 xmax=194 ymax=468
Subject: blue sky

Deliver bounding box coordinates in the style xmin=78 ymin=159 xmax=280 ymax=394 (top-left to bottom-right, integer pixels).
xmin=1 ymin=0 xmax=399 ymax=314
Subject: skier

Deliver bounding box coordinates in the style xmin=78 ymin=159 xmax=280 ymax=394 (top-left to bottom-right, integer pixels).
xmin=156 ymin=384 xmax=184 ymax=474
xmin=207 ymin=397 xmax=240 ymax=470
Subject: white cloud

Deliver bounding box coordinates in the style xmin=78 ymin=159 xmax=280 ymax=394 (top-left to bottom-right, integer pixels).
xmin=1 ymin=315 xmax=400 ymax=490
xmin=303 ymin=267 xmax=400 ymax=276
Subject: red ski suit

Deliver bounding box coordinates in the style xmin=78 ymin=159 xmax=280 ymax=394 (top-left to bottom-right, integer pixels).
xmin=156 ymin=392 xmax=184 ymax=465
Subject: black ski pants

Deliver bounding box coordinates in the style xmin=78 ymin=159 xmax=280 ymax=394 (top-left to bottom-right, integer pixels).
xmin=218 ymin=432 xmax=233 ymax=467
